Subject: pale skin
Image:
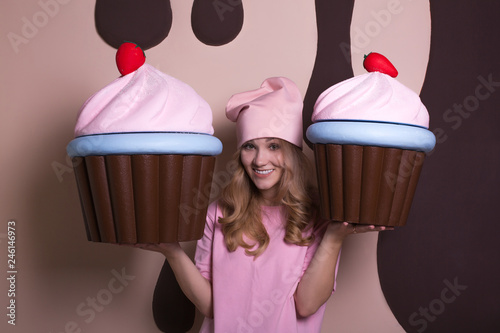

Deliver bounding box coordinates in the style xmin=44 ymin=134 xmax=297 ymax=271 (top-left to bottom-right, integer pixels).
xmin=135 ymin=137 xmax=392 ymax=319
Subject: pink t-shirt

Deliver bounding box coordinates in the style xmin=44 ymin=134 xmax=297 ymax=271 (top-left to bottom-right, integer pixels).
xmin=195 ymin=201 xmax=338 ymax=333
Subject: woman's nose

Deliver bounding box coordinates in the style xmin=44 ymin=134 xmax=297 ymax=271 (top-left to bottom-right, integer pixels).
xmin=253 ymin=148 xmax=268 ymax=166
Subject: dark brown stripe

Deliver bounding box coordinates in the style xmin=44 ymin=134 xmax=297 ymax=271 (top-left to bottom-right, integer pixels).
xmin=159 ymin=155 xmax=183 ymax=242
xmin=132 ymin=155 xmax=160 ymax=243
xmin=106 ymin=155 xmax=137 ymax=243
xmin=178 ymin=156 xmax=203 ymax=240
xmin=313 ymin=144 xmax=331 ymax=219
xmin=342 ymin=145 xmax=363 ymax=222
xmin=326 ymin=144 xmax=344 ymax=221
xmin=375 ymin=148 xmax=402 ymax=225
xmin=186 ymin=156 xmax=216 ymax=241
xmin=398 ymin=152 xmax=425 ymax=226
xmin=72 ymin=157 xmax=101 ymax=242
xmin=387 ymin=150 xmax=414 ymax=226
xmin=85 ymin=156 xmax=117 ymax=243
xmin=360 ymin=146 xmax=384 ymax=224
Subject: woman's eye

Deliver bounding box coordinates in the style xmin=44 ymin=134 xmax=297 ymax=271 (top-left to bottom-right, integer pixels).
xmin=269 ymin=143 xmax=280 ymax=150
xmin=242 ymin=143 xmax=255 ymax=150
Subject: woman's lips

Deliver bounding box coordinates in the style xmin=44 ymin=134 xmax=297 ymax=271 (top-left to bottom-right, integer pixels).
xmin=253 ymin=168 xmax=274 ymax=176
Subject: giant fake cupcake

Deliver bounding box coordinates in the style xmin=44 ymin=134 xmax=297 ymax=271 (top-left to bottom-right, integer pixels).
xmin=306 ymin=53 xmax=435 ymax=227
xmin=67 ymin=43 xmax=223 ymax=244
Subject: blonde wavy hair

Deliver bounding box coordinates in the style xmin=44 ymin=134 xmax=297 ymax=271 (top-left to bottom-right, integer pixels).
xmin=218 ymin=139 xmax=318 ymax=257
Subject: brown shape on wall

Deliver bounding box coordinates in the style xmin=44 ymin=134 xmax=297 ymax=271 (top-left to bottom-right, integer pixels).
xmin=191 ymin=0 xmax=244 ymax=46
xmin=95 ymin=0 xmax=172 ymax=50
xmin=377 ymin=1 xmax=500 ymax=332
xmin=303 ymin=0 xmax=355 ymax=148
xmin=153 ymin=260 xmax=196 ymax=333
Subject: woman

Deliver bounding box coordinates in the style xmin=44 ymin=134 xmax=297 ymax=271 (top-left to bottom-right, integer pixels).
xmin=143 ymin=77 xmax=390 ymax=332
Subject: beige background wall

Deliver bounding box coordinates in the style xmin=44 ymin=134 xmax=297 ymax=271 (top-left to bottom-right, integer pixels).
xmin=1 ymin=0 xmax=429 ymax=332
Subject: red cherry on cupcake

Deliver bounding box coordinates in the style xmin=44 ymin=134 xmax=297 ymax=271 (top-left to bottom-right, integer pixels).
xmin=363 ymin=52 xmax=398 ymax=78
xmin=116 ymin=42 xmax=146 ymax=76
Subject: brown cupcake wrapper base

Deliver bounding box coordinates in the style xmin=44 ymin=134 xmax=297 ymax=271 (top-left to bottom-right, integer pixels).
xmin=72 ymin=154 xmax=216 ymax=244
xmin=314 ymin=144 xmax=426 ymax=227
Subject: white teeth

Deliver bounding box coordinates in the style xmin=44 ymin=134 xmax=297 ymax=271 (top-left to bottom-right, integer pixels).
xmin=255 ymin=169 xmax=273 ymax=175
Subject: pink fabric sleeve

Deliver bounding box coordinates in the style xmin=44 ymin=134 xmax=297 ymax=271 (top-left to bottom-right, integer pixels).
xmin=301 ymin=222 xmax=327 ymax=275
xmin=302 ymin=222 xmax=341 ymax=292
xmin=194 ymin=201 xmax=219 ymax=282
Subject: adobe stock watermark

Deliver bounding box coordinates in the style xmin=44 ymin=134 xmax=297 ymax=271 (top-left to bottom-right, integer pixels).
xmin=340 ymin=0 xmax=406 ymax=64
xmin=433 ymin=73 xmax=500 ymax=146
xmin=235 ymin=288 xmax=286 ymax=333
xmin=233 ymin=265 xmax=300 ymax=332
xmin=179 ymin=159 xmax=239 ymax=224
xmin=212 ymin=0 xmax=242 ymax=22
xmin=7 ymin=0 xmax=74 ymax=54
xmin=52 ymin=134 xmax=106 ymax=183
xmin=383 ymin=73 xmax=499 ymax=191
xmin=52 ymin=155 xmax=78 ymax=183
xmin=256 ymin=106 xmax=298 ymax=140
xmin=408 ymin=276 xmax=467 ymax=332
xmin=53 ymin=67 xmax=159 ymax=183
xmin=384 ymin=151 xmax=425 ymax=192
xmin=49 ymin=267 xmax=135 ymax=333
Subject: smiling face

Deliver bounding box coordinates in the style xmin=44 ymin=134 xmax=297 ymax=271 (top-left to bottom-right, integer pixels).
xmin=240 ymin=138 xmax=286 ymax=204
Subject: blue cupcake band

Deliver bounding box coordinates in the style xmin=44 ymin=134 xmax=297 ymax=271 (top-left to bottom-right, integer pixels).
xmin=67 ymin=132 xmax=223 ymax=157
xmin=306 ymin=121 xmax=436 ymax=153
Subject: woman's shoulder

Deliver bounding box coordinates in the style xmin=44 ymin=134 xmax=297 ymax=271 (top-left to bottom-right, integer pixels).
xmin=208 ymin=200 xmax=219 ymax=210
xmin=207 ymin=200 xmax=222 ymax=219
xmin=201 ymin=201 xmax=223 ymax=235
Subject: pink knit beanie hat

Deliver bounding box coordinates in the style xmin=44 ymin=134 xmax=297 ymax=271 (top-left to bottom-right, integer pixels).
xmin=225 ymin=77 xmax=304 ymax=148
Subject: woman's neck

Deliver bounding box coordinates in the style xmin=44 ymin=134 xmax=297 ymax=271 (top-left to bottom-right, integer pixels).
xmin=259 ymin=195 xmax=282 ymax=207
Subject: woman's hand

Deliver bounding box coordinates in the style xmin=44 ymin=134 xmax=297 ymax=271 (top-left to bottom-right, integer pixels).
xmin=324 ymin=221 xmax=394 ymax=245
xmin=295 ymin=220 xmax=393 ymax=317
xmin=121 ymin=241 xmax=213 ymax=317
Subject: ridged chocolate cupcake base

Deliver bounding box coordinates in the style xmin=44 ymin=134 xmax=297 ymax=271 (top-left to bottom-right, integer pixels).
xmin=72 ymin=154 xmax=216 ymax=244
xmin=314 ymin=144 xmax=426 ymax=227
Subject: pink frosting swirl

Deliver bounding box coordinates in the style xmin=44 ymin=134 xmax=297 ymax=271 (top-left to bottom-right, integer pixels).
xmin=312 ymin=72 xmax=429 ymax=128
xmin=74 ymin=64 xmax=214 ymax=137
